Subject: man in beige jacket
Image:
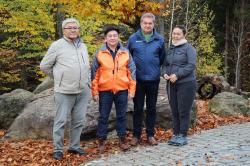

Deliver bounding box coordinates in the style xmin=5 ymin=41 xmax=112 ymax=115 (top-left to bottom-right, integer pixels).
xmin=40 ymin=18 xmax=90 ymax=160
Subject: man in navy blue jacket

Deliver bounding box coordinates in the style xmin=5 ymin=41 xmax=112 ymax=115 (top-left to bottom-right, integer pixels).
xmin=128 ymin=13 xmax=166 ymax=146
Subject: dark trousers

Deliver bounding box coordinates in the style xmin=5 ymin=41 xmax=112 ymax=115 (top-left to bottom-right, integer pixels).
xmin=133 ymin=80 xmax=160 ymax=138
xmin=167 ymin=80 xmax=196 ymax=136
xmin=97 ymin=90 xmax=128 ymax=140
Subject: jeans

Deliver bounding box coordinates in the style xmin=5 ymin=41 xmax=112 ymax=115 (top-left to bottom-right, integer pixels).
xmin=97 ymin=90 xmax=128 ymax=140
xmin=133 ymin=80 xmax=160 ymax=138
xmin=167 ymin=80 xmax=196 ymax=136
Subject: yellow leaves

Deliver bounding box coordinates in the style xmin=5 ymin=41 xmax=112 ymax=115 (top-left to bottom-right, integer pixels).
xmin=1 ymin=0 xmax=55 ymax=54
xmin=103 ymin=0 xmax=161 ymax=23
xmin=69 ymin=1 xmax=101 ymax=17
xmin=109 ymin=0 xmax=136 ymax=11
xmin=186 ymin=4 xmax=222 ymax=77
xmin=0 ymin=72 xmax=20 ymax=83
xmin=196 ymin=55 xmax=222 ymax=77
xmin=0 ymin=0 xmax=166 ymax=94
xmin=5 ymin=14 xmax=28 ymax=32
xmin=36 ymin=66 xmax=47 ymax=81
xmin=50 ymin=0 xmax=102 ymax=17
xmin=108 ymin=0 xmax=136 ymax=21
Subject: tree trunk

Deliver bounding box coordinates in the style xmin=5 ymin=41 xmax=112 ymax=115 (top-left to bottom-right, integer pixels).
xmin=234 ymin=0 xmax=245 ymax=91
xmin=20 ymin=67 xmax=27 ymax=90
xmin=185 ymin=0 xmax=189 ymax=32
xmin=54 ymin=3 xmax=65 ymax=39
xmin=159 ymin=0 xmax=165 ymax=36
xmin=168 ymin=0 xmax=175 ymax=47
xmin=224 ymin=2 xmax=229 ymax=81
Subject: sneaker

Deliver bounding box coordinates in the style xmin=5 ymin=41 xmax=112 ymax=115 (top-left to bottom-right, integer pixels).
xmin=53 ymin=151 xmax=63 ymax=160
xmin=67 ymin=148 xmax=87 ymax=155
xmin=174 ymin=134 xmax=188 ymax=146
xmin=130 ymin=137 xmax=140 ymax=146
xmin=147 ymin=137 xmax=158 ymax=146
xmin=119 ymin=137 xmax=130 ymax=151
xmin=98 ymin=139 xmax=106 ymax=153
xmin=167 ymin=135 xmax=179 ymax=145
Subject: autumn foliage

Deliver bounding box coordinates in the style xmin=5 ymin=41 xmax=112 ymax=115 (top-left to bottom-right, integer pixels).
xmin=0 ymin=0 xmax=165 ymax=94
xmin=0 ymin=100 xmax=249 ymax=165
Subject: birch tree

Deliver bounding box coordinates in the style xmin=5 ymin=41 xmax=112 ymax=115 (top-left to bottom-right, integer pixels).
xmin=231 ymin=0 xmax=250 ymax=91
xmin=168 ymin=0 xmax=175 ymax=47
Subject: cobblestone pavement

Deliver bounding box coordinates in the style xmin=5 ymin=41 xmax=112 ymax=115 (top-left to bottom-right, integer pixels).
xmin=81 ymin=123 xmax=250 ymax=166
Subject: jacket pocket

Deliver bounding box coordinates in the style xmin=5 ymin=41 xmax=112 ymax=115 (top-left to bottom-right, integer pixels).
xmin=59 ymin=72 xmax=64 ymax=87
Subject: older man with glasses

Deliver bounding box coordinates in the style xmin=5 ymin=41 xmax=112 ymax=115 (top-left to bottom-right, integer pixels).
xmin=40 ymin=18 xmax=91 ymax=160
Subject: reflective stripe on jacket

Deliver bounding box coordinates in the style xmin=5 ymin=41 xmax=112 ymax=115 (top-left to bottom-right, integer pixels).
xmin=91 ymin=44 xmax=136 ymax=97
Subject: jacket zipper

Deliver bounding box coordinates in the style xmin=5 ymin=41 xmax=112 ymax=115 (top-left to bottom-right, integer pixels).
xmin=170 ymin=47 xmax=175 ymax=74
xmin=59 ymin=72 xmax=64 ymax=87
xmin=113 ymin=58 xmax=115 ymax=75
xmin=74 ymin=44 xmax=82 ymax=90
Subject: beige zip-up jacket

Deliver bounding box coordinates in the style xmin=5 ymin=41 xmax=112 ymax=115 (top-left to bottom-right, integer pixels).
xmin=40 ymin=37 xmax=90 ymax=94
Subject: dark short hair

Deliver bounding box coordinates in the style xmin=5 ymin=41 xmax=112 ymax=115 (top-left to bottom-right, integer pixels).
xmin=173 ymin=25 xmax=186 ymax=35
xmin=104 ymin=26 xmax=120 ymax=36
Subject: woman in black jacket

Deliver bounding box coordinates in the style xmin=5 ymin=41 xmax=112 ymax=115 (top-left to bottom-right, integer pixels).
xmin=162 ymin=25 xmax=197 ymax=146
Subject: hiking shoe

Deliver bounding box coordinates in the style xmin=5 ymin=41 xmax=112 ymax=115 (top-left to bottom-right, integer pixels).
xmin=130 ymin=137 xmax=140 ymax=146
xmin=147 ymin=137 xmax=158 ymax=146
xmin=67 ymin=148 xmax=87 ymax=155
xmin=119 ymin=137 xmax=130 ymax=151
xmin=173 ymin=134 xmax=188 ymax=146
xmin=98 ymin=139 xmax=106 ymax=153
xmin=53 ymin=151 xmax=63 ymax=160
xmin=167 ymin=135 xmax=179 ymax=145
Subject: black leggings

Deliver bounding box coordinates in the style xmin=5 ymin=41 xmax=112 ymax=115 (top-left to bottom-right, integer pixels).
xmin=167 ymin=80 xmax=196 ymax=136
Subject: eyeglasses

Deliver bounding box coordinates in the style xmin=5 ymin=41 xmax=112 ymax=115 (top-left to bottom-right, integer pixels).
xmin=64 ymin=27 xmax=79 ymax=30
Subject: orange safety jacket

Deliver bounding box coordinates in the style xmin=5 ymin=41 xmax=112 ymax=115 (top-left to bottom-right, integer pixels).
xmin=91 ymin=43 xmax=136 ymax=97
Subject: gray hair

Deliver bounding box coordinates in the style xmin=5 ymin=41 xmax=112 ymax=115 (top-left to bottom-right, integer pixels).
xmin=62 ymin=18 xmax=80 ymax=29
xmin=140 ymin=13 xmax=155 ymax=23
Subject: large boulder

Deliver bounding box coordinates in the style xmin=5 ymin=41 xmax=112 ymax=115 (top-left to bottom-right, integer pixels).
xmin=209 ymin=92 xmax=250 ymax=116
xmin=190 ymin=100 xmax=197 ymax=128
xmin=33 ymin=77 xmax=54 ymax=94
xmin=241 ymin=91 xmax=250 ymax=99
xmin=127 ymin=79 xmax=173 ymax=131
xmin=3 ymin=78 xmax=197 ymax=140
xmin=77 ymin=87 xmax=176 ymax=138
xmin=0 ymin=89 xmax=34 ymax=129
xmin=154 ymin=79 xmax=172 ymax=129
xmin=3 ymin=89 xmax=55 ymax=140
xmin=3 ymin=88 xmax=133 ymax=140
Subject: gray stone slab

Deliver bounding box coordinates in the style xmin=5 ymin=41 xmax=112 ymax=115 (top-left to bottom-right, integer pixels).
xmin=81 ymin=123 xmax=250 ymax=166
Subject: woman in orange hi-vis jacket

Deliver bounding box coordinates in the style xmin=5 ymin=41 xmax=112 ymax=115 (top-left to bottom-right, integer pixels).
xmin=91 ymin=26 xmax=136 ymax=153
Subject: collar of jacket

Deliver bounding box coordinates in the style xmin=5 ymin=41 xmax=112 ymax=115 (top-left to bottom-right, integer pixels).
xmin=63 ymin=36 xmax=82 ymax=48
xmin=170 ymin=39 xmax=188 ymax=49
xmin=99 ymin=42 xmax=127 ymax=54
xmin=135 ymin=29 xmax=162 ymax=42
xmin=106 ymin=42 xmax=121 ymax=53
xmin=172 ymin=39 xmax=187 ymax=46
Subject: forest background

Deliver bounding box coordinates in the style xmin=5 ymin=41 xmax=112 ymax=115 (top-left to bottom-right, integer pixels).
xmin=0 ymin=0 xmax=249 ymax=94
